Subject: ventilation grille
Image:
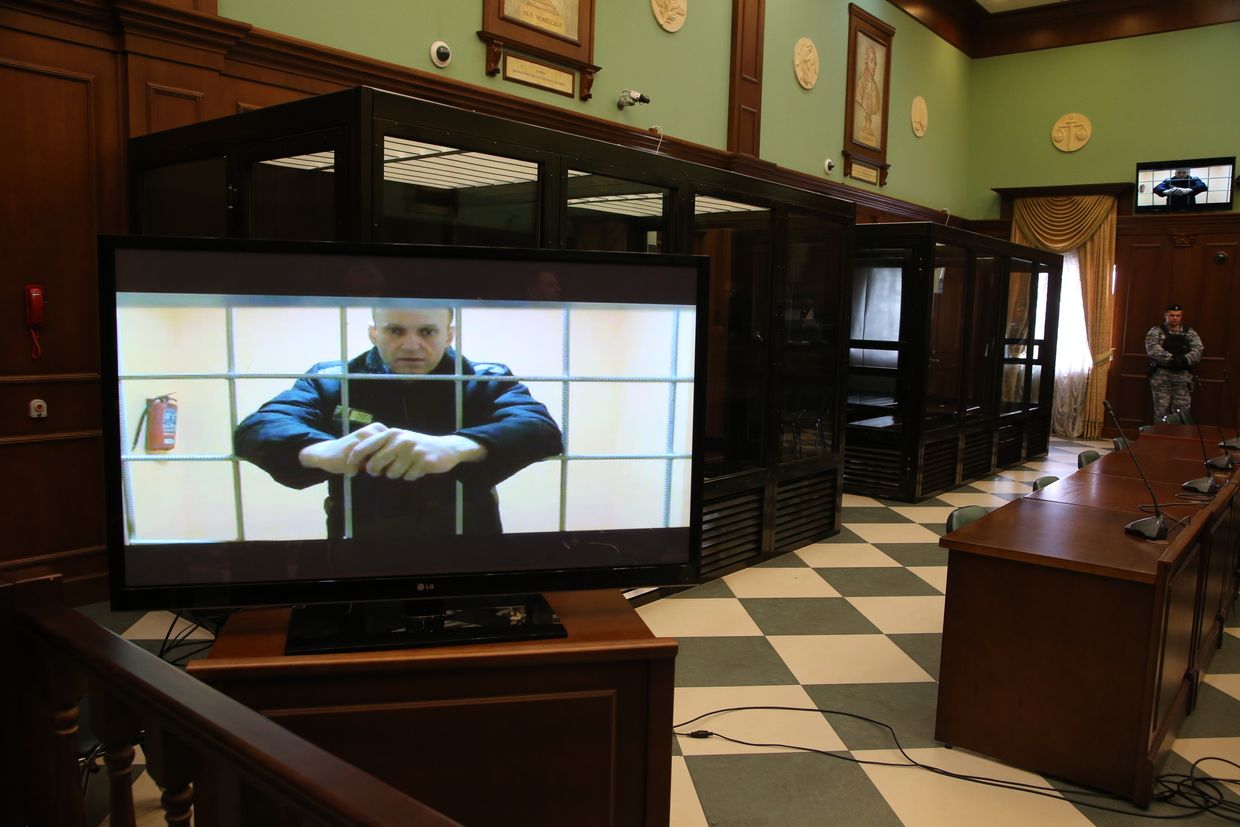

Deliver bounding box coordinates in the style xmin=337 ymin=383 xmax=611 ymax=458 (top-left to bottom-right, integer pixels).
xmin=774 ymin=470 xmax=838 ymax=552
xmin=962 ymin=430 xmax=994 ymax=479
xmin=919 ymin=437 xmax=958 ymax=497
xmin=996 ymin=424 xmax=1023 ymax=467
xmin=699 ymin=488 xmax=764 ymax=578
xmin=843 ymin=443 xmax=902 ymax=496
xmin=1025 ymin=419 xmax=1051 ymax=459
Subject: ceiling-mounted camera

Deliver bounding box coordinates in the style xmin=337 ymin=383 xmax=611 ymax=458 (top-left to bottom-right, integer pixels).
xmin=430 ymin=41 xmax=452 ymax=68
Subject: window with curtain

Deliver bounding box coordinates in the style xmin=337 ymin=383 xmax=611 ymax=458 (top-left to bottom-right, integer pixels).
xmin=1050 ymin=251 xmax=1093 ymax=437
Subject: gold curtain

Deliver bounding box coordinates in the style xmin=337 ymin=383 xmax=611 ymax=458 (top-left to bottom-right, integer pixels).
xmin=1012 ymin=195 xmax=1117 ymax=439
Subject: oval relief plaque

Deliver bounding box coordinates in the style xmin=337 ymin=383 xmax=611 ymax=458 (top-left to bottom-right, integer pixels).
xmin=793 ymin=37 xmax=819 ymax=90
xmin=651 ymin=0 xmax=687 ymax=33
xmin=911 ymin=95 xmax=928 ymax=137
xmin=1051 ymin=112 xmax=1092 ymax=153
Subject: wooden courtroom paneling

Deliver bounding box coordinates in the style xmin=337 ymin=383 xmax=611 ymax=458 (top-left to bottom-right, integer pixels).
xmin=726 ymin=0 xmax=764 ymax=156
xmin=1108 ymin=214 xmax=1240 ymax=433
xmin=0 ymin=26 xmax=123 ymax=603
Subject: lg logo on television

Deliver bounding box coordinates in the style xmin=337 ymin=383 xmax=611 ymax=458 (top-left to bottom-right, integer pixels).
xmin=416 ymin=582 xmax=436 ymax=592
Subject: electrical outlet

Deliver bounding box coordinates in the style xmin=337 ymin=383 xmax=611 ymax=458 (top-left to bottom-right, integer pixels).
xmin=29 ymin=398 xmax=48 ymax=418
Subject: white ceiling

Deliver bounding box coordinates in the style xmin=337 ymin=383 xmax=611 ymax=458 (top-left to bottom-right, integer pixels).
xmin=975 ymin=0 xmax=1074 ymax=12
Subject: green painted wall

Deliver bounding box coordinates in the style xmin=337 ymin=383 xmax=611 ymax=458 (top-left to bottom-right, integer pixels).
xmin=967 ymin=23 xmax=1240 ymax=219
xmin=218 ymin=2 xmax=1237 ymax=221
xmin=761 ymin=0 xmax=972 ymax=215
xmin=217 ymin=0 xmax=730 ymax=148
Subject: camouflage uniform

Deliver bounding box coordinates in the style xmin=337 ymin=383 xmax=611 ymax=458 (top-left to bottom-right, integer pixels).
xmin=1145 ymin=323 xmax=1203 ymax=422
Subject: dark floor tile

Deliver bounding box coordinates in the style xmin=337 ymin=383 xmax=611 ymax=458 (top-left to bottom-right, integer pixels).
xmin=741 ymin=597 xmax=881 ymax=636
xmin=1051 ymin=750 xmax=1240 ymax=827
xmin=754 ymin=551 xmax=811 ymax=568
xmin=1206 ymin=635 xmax=1240 ymax=674
xmin=816 ymin=568 xmax=943 ymax=597
xmin=916 ymin=497 xmax=956 ymax=507
xmin=841 ymin=507 xmax=913 ymax=524
xmin=819 ymin=526 xmax=867 ymax=544
xmin=671 ymin=733 xmax=681 ymax=757
xmin=874 ymin=543 xmax=948 ymax=567
xmin=1179 ymin=681 xmax=1240 ymax=737
xmin=888 ymin=633 xmax=943 ymax=682
xmin=670 ymin=577 xmax=736 ymax=598
xmin=674 ymin=637 xmax=799 ymax=687
xmin=801 ymin=683 xmax=943 ymax=751
xmin=685 ymin=752 xmax=903 ymax=827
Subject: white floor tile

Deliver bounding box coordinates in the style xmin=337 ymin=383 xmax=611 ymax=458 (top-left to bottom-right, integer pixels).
xmin=794 ymin=543 xmax=901 ymax=568
xmin=855 ymin=747 xmax=1093 ymax=827
xmin=723 ymin=567 xmax=840 ymax=598
xmin=637 ymin=598 xmax=762 ymax=637
xmin=890 ymin=506 xmax=956 ymax=525
xmin=847 ymin=596 xmax=945 ymax=634
xmin=669 ymin=756 xmax=709 ymax=827
xmin=908 ymin=566 xmax=948 ymax=593
xmin=846 ymin=523 xmax=944 ymax=544
xmin=768 ymin=634 xmax=933 ymax=684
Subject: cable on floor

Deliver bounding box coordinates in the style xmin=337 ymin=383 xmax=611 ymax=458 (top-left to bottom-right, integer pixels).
xmin=673 ymin=705 xmax=1240 ymax=821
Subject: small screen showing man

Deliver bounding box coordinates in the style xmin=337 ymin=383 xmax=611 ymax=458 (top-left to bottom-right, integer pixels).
xmin=234 ymin=305 xmax=563 ymax=539
xmin=1152 ymin=167 xmax=1208 ymax=210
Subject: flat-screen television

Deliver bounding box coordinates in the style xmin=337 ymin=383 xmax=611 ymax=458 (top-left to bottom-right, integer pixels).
xmin=99 ymin=236 xmax=706 ymax=651
xmin=1134 ymin=156 xmax=1235 ymax=213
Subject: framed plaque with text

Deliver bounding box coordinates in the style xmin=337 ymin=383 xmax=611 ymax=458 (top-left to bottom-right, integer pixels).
xmin=480 ymin=0 xmax=599 ymax=100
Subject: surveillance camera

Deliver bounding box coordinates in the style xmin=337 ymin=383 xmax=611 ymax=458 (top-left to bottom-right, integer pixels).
xmin=430 ymin=41 xmax=452 ymax=68
xmin=617 ymin=89 xmax=652 ymax=110
xmin=824 ymin=158 xmax=835 ymax=174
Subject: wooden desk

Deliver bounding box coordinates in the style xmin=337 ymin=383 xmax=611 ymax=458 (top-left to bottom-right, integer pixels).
xmin=188 ymin=590 xmax=677 ymax=826
xmin=936 ymin=434 xmax=1240 ymax=805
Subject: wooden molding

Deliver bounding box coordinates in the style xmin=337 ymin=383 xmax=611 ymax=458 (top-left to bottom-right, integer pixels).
xmin=887 ymin=0 xmax=1240 ymax=58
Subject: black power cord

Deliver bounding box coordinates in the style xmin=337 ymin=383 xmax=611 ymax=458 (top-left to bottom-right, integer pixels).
xmin=674 ymin=705 xmax=1240 ymax=821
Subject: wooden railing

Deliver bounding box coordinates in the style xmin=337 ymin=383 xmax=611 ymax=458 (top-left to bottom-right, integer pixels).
xmin=1 ymin=567 xmax=462 ymax=827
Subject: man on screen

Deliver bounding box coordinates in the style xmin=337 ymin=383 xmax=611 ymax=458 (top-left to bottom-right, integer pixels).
xmin=234 ymin=306 xmax=562 ymax=538
xmin=1153 ymin=167 xmax=1207 ymax=209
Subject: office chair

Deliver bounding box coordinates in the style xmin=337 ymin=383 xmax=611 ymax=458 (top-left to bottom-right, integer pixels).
xmin=946 ymin=505 xmax=989 ymax=533
xmin=1112 ymin=437 xmax=1129 ymax=451
xmin=1077 ymin=449 xmax=1101 ymax=468
xmin=1032 ymin=475 xmax=1059 ymax=491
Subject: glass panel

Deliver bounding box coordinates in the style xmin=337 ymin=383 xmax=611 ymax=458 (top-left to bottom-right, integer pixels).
xmin=252 ymin=151 xmax=337 ymax=240
xmin=1033 ymin=269 xmax=1048 ymax=341
xmin=379 ymin=136 xmax=538 ymax=247
xmin=693 ymin=196 xmax=771 ymax=476
xmin=1030 ymin=363 xmax=1042 ymax=408
xmin=926 ymin=245 xmax=967 ymax=425
xmin=1000 ymin=364 xmax=1026 ymax=413
xmin=778 ymin=212 xmax=844 ymax=459
xmin=848 ymin=259 xmax=903 ymax=430
xmin=963 ymin=254 xmax=998 ymax=419
xmin=564 ymin=170 xmax=668 ymax=252
xmin=139 ymin=158 xmax=228 ymax=236
xmin=1001 ymin=262 xmax=1032 ymax=412
xmin=851 ymin=265 xmax=901 ymax=342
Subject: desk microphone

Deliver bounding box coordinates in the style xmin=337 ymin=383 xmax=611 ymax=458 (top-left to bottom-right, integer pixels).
xmin=1103 ymin=400 xmax=1167 ymax=539
xmin=1219 ymin=368 xmax=1240 ymax=451
xmin=1183 ymin=408 xmax=1223 ymax=494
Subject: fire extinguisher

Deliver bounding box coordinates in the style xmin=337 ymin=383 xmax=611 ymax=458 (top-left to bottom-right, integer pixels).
xmin=132 ymin=394 xmax=177 ymax=452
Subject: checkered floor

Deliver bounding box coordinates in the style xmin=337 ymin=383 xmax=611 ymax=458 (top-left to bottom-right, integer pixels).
xmin=639 ymin=436 xmax=1240 ymax=826
xmin=76 ymin=437 xmax=1240 ymax=825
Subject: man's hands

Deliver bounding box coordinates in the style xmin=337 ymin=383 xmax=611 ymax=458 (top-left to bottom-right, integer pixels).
xmin=299 ymin=422 xmax=487 ymax=481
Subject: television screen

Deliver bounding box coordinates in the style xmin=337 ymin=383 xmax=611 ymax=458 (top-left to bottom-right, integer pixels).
xmin=99 ymin=237 xmax=706 ymax=617
xmin=1134 ymin=156 xmax=1235 ymax=213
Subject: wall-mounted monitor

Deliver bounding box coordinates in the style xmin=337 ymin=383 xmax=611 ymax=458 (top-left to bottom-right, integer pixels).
xmin=99 ymin=236 xmax=706 ymax=650
xmin=1134 ymin=156 xmax=1235 ymax=214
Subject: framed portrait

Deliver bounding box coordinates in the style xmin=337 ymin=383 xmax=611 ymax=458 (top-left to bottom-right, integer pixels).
xmin=480 ymin=0 xmax=599 ymax=99
xmin=842 ymin=4 xmax=894 ymax=185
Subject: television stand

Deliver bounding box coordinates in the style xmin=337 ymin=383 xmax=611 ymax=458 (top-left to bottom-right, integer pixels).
xmin=188 ymin=590 xmax=676 ymax=826
xmin=285 ymin=593 xmax=567 ymax=655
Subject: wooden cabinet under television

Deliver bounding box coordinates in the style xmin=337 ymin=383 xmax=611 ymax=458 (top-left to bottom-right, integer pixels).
xmin=845 ymin=223 xmax=1062 ymax=501
xmin=127 ymin=86 xmax=856 ymax=578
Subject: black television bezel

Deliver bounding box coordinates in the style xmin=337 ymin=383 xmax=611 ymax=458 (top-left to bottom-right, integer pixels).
xmin=1133 ymin=156 xmax=1235 ymax=214
xmin=98 ymin=235 xmax=707 ymax=612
